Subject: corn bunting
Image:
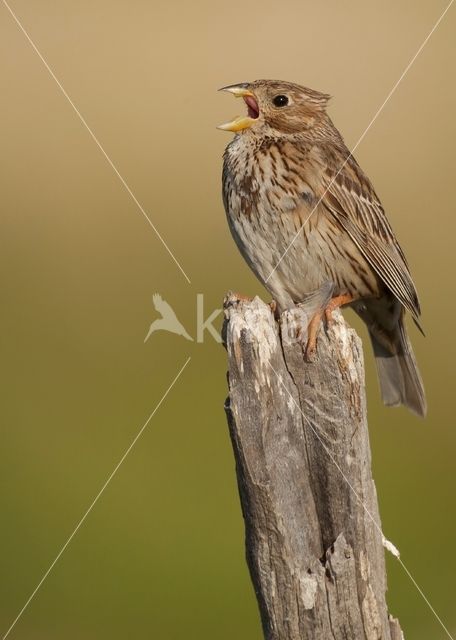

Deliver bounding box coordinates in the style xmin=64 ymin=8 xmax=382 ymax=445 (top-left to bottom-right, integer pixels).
xmin=219 ymin=79 xmax=426 ymax=417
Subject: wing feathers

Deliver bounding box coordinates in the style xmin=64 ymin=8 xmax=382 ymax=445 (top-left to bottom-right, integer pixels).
xmin=321 ymin=158 xmax=421 ymax=320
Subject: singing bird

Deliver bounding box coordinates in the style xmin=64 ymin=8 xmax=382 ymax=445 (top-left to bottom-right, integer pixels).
xmin=219 ymin=79 xmax=426 ymax=417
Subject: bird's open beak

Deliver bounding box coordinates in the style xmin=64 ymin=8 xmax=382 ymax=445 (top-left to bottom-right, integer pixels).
xmin=217 ymin=83 xmax=260 ymax=132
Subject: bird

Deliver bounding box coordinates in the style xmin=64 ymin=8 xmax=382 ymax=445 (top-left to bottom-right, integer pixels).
xmin=144 ymin=293 xmax=193 ymax=342
xmin=218 ymin=79 xmax=426 ymax=417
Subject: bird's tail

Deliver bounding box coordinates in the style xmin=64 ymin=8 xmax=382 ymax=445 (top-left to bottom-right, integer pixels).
xmin=368 ymin=315 xmax=426 ymax=418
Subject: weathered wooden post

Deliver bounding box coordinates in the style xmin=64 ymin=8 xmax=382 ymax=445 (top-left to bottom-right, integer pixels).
xmin=223 ymin=292 xmax=403 ymax=640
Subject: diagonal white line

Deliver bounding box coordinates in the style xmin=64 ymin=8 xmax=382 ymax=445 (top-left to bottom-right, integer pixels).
xmin=268 ymin=360 xmax=454 ymax=640
xmin=266 ymin=0 xmax=454 ymax=283
xmin=1 ymin=356 xmax=191 ymax=640
xmin=2 ymin=0 xmax=191 ymax=285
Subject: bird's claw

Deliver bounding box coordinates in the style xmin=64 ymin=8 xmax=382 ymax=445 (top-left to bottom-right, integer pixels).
xmin=231 ymin=292 xmax=253 ymax=303
xmin=269 ymin=299 xmax=281 ymax=320
xmin=304 ymin=342 xmax=317 ymax=362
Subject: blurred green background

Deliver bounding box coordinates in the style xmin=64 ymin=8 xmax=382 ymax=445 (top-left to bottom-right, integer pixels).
xmin=1 ymin=1 xmax=455 ymax=638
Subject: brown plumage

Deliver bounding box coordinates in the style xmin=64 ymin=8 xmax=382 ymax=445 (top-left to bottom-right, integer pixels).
xmin=219 ymin=79 xmax=426 ymax=417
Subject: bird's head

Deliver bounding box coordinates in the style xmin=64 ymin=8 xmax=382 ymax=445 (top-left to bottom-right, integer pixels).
xmin=218 ymin=79 xmax=331 ymax=138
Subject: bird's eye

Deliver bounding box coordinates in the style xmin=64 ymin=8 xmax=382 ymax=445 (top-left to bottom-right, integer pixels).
xmin=273 ymin=95 xmax=289 ymax=107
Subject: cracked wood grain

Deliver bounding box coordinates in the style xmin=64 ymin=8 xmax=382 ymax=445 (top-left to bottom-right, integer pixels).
xmin=223 ymin=293 xmax=403 ymax=640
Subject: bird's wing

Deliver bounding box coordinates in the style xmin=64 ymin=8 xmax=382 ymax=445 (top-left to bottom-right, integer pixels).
xmin=153 ymin=293 xmax=175 ymax=318
xmin=319 ymin=151 xmax=421 ymax=320
xmin=152 ymin=293 xmax=163 ymax=310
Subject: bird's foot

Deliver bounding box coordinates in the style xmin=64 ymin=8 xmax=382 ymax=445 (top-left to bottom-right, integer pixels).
xmin=269 ymin=299 xmax=281 ymax=320
xmin=302 ymin=310 xmax=324 ymax=362
xmin=224 ymin=293 xmax=281 ymax=320
xmin=303 ymin=294 xmax=353 ymax=360
xmin=231 ymin=291 xmax=253 ymax=303
xmin=324 ymin=294 xmax=354 ymax=325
